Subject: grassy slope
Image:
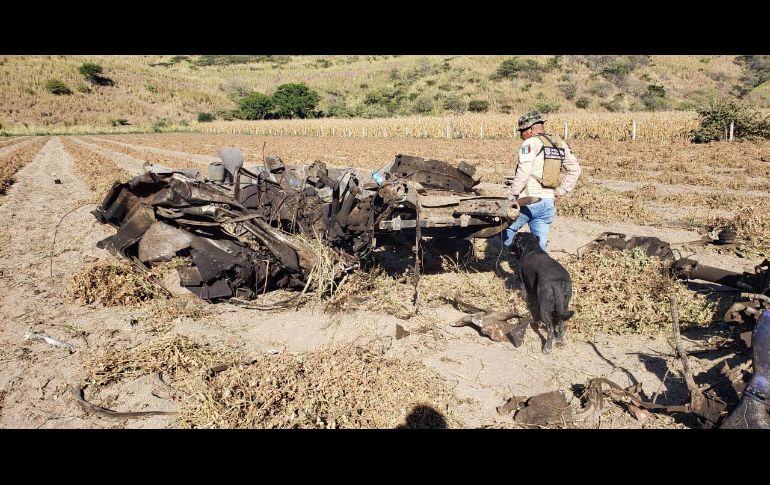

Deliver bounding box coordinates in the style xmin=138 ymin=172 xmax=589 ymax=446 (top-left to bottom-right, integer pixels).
xmin=0 ymin=55 xmax=760 ymax=130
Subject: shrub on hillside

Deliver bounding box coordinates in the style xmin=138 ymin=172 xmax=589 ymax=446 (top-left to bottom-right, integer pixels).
xmin=691 ymin=97 xmax=770 ymax=143
xmin=197 ymin=112 xmax=215 ymax=122
xmin=213 ymin=109 xmax=239 ymax=121
xmin=152 ymin=118 xmax=173 ymax=132
xmin=326 ymin=103 xmax=353 ymax=118
xmin=468 ymin=99 xmax=489 ymax=113
xmin=220 ymin=79 xmax=252 ymax=99
xmin=357 ymin=104 xmax=390 ymax=119
xmin=533 ymin=100 xmax=560 ymax=114
xmin=413 ymin=96 xmax=434 ymax=114
xmin=575 ymin=97 xmax=590 ymax=109
xmin=79 ymin=62 xmax=113 ymax=86
xmin=491 ymin=57 xmax=544 ymax=81
xmin=45 ymin=79 xmax=72 ymax=95
xmin=443 ymin=95 xmax=467 ymax=114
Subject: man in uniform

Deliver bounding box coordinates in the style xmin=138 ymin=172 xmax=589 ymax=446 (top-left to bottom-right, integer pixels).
xmin=503 ymin=110 xmax=582 ymax=251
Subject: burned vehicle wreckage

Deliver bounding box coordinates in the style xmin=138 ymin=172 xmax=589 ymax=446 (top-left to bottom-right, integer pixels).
xmin=92 ymin=149 xmax=519 ymax=302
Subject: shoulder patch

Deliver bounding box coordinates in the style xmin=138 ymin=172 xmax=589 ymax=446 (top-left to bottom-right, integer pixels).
xmin=521 ymin=145 xmax=531 ymax=155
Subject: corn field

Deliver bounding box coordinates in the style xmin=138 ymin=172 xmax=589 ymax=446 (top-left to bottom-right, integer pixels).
xmin=196 ymin=112 xmax=700 ymax=142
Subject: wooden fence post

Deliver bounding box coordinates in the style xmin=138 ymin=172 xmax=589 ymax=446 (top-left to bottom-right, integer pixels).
xmin=632 ymin=120 xmax=637 ymax=141
xmin=729 ymin=121 xmax=734 ymax=142
xmin=480 ymin=126 xmax=484 ymax=140
xmin=563 ymin=121 xmax=568 ymax=140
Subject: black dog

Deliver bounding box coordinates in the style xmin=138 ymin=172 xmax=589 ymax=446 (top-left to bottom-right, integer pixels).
xmin=511 ymin=232 xmax=575 ymax=354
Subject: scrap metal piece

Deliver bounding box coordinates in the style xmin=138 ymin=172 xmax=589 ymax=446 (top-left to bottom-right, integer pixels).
xmin=388 ymin=154 xmax=478 ymax=192
xmin=92 ymin=152 xmax=519 ymax=303
xmin=721 ymin=309 xmax=770 ymax=429
xmin=137 ymin=221 xmax=194 ymax=264
xmin=513 ymin=390 xmax=573 ymax=426
xmin=446 ymin=291 xmax=523 ymax=343
xmin=496 ymin=396 xmax=527 ymax=415
xmin=25 ymin=332 xmax=76 ymax=352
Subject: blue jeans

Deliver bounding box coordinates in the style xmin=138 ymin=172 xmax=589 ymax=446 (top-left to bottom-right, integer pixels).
xmin=502 ymin=198 xmax=556 ymax=251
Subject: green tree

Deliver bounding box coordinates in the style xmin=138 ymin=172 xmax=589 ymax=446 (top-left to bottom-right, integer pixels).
xmin=238 ymin=92 xmax=273 ymax=120
xmin=271 ymin=83 xmax=321 ymax=119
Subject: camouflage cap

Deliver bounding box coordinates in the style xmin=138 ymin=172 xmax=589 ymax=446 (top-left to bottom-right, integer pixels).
xmin=517 ymin=110 xmax=546 ymax=131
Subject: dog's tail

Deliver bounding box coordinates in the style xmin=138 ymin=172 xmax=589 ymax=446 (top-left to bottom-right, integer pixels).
xmin=553 ymin=281 xmax=575 ymax=321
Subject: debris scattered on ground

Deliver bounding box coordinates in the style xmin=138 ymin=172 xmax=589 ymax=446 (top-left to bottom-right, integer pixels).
xmin=24 ymin=332 xmax=76 ymax=353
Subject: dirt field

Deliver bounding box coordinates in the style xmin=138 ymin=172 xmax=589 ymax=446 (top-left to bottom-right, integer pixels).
xmin=0 ymin=134 xmax=766 ymax=429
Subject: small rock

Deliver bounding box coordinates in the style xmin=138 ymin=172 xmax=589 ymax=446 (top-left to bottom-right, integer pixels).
xmin=394 ymin=324 xmax=410 ymax=340
xmin=54 ymin=179 xmax=62 ymax=185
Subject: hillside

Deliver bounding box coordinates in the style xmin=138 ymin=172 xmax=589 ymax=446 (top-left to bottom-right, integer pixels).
xmin=1 ymin=55 xmax=768 ymax=130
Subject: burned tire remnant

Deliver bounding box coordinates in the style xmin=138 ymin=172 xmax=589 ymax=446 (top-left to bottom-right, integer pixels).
xmin=92 ymin=150 xmax=519 ymax=301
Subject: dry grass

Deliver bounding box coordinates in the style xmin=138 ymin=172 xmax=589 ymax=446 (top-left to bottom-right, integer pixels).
xmin=0 ymin=55 xmax=747 ymax=132
xmin=60 ymin=137 xmax=131 ymax=198
xmin=0 ymin=137 xmax=26 ymax=148
xmin=0 ymin=137 xmax=48 ymax=195
xmin=82 ymin=334 xmax=460 ymax=428
xmin=69 ymin=259 xmax=167 ymax=306
xmin=84 ymin=334 xmax=236 ymax=388
xmin=197 ymin=111 xmax=699 ymax=142
xmin=292 ymin=233 xmax=353 ymax=303
xmin=142 ymin=298 xmax=213 ymax=334
xmin=563 ymin=248 xmax=718 ymax=336
xmin=558 ymin=184 xmax=653 ymax=223
xmin=85 ymin=137 xmax=206 ymax=170
xmin=708 ymin=201 xmax=770 ymax=258
xmin=180 ymin=345 xmax=460 ymax=429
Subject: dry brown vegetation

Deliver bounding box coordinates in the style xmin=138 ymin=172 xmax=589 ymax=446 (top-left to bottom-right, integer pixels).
xmin=0 ymin=137 xmax=48 ymax=196
xmin=1 ymin=55 xmax=753 ymax=132
xmin=83 ymin=334 xmax=461 ymax=428
xmin=69 ymin=260 xmax=167 ymax=306
xmin=60 ymin=137 xmax=131 ymax=197
xmin=85 ymin=137 xmax=206 ymax=170
xmin=563 ymin=249 xmax=718 ymax=336
xmin=199 ymin=112 xmax=700 ymax=142
xmin=708 ymin=201 xmax=770 ymax=258
xmin=558 ymin=184 xmax=653 ymax=223
xmin=0 ymin=137 xmax=26 ymax=149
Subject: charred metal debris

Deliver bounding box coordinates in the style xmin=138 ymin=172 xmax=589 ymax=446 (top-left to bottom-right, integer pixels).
xmin=566 ymin=233 xmax=769 ymax=428
xmin=92 ymin=148 xmax=519 ymax=302
xmin=496 ymin=301 xmax=770 ymax=429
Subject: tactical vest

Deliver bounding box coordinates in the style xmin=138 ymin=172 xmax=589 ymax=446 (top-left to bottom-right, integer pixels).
xmin=530 ymin=133 xmax=566 ymax=189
